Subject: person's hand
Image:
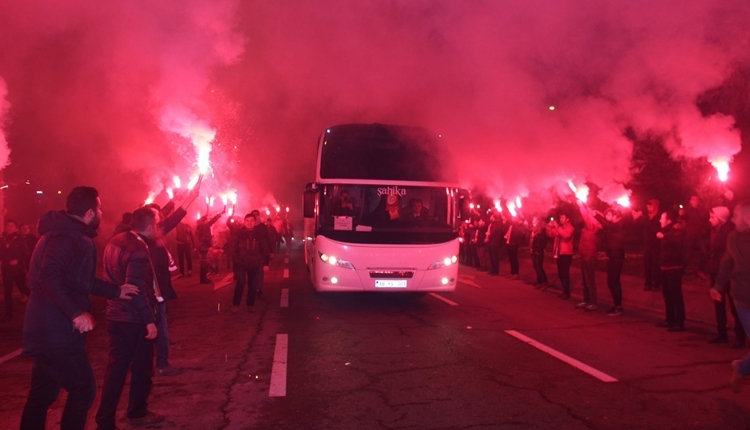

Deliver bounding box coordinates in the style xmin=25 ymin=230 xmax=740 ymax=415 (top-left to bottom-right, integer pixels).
xmin=725 ymin=190 xmax=734 ymax=201
xmin=145 ymin=323 xmax=157 ymax=339
xmin=72 ymin=313 xmax=95 ymax=333
xmin=656 ymin=232 xmax=664 ymax=239
xmin=119 ymin=284 xmax=139 ymax=300
xmin=632 ymin=210 xmax=643 ymax=220
xmin=710 ymin=288 xmax=723 ymax=302
xmin=173 ymin=189 xmax=187 ymax=201
xmin=9 ymin=259 xmax=17 ymax=266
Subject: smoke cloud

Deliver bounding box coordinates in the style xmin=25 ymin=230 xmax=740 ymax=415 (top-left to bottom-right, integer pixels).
xmin=1 ymin=0 xmax=749 ymax=222
xmin=228 ymin=0 xmax=750 ymax=205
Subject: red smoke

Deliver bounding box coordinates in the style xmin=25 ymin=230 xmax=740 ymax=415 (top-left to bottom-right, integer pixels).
xmin=0 ymin=0 xmax=749 ymax=220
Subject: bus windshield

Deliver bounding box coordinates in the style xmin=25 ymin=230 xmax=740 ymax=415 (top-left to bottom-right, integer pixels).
xmin=317 ymin=184 xmax=458 ymax=244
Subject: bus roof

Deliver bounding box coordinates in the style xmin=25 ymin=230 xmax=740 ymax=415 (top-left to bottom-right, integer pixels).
xmin=317 ymin=123 xmax=458 ymax=183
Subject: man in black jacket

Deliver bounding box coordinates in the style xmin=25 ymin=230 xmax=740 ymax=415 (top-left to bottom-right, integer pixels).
xmin=95 ymin=208 xmax=163 ymax=429
xmin=228 ymin=214 xmax=270 ymax=312
xmin=251 ymin=209 xmax=275 ymax=296
xmin=1 ymin=219 xmax=31 ymax=322
xmin=595 ymin=208 xmax=627 ymax=316
xmin=634 ymin=199 xmax=662 ymax=291
xmin=20 ymin=187 xmax=138 ymax=430
xmin=706 ymin=206 xmax=744 ymax=346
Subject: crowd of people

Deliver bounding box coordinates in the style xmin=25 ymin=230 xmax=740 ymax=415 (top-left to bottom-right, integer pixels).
xmin=459 ymin=195 xmax=748 ymax=334
xmin=4 ymin=184 xmax=294 ymax=429
xmin=4 ymin=183 xmax=750 ymax=427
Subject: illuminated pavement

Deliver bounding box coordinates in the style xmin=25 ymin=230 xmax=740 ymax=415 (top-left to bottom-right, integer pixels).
xmin=1 ymin=245 xmax=750 ymax=429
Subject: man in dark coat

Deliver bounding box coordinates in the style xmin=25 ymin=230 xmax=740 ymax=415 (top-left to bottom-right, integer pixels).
xmin=706 ymin=206 xmax=744 ymax=346
xmin=634 ymin=199 xmax=662 ymax=291
xmin=529 ymin=217 xmax=549 ymax=288
xmin=95 ymin=207 xmax=163 ymax=428
xmin=19 ymin=223 xmax=39 ymax=270
xmin=228 ymin=214 xmax=270 ymax=312
xmin=20 ymin=187 xmax=138 ymax=429
xmin=484 ymin=212 xmax=508 ymax=276
xmin=1 ymin=219 xmax=32 ymax=322
xmin=595 ymin=208 xmax=627 ymax=316
xmin=683 ymin=195 xmax=710 ymax=275
xmin=143 ymin=185 xmax=200 ymax=376
xmin=251 ymin=209 xmax=275 ymax=296
xmin=657 ymin=210 xmax=687 ymax=332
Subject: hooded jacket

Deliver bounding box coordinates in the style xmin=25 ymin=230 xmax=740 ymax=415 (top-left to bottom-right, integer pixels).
xmin=228 ymin=224 xmax=270 ymax=268
xmin=22 ymin=211 xmax=121 ymax=356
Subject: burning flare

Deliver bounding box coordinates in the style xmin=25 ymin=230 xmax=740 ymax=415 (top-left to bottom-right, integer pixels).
xmin=567 ymin=180 xmax=589 ymax=203
xmin=616 ymin=195 xmax=631 ymax=208
xmin=710 ymin=158 xmax=730 ymax=182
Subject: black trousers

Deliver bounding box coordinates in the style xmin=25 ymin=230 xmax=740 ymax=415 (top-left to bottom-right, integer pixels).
xmin=95 ymin=322 xmax=155 ymax=430
xmin=661 ymin=268 xmax=685 ymax=326
xmin=3 ymin=265 xmax=30 ymax=317
xmin=467 ymin=244 xmax=479 ymax=268
xmin=531 ymin=251 xmax=547 ymax=284
xmin=507 ymin=245 xmax=519 ymax=275
xmin=557 ymin=255 xmax=573 ymax=294
xmin=643 ymin=247 xmax=661 ymax=289
xmin=176 ymin=243 xmax=192 ymax=275
xmin=607 ymin=256 xmax=624 ymax=307
xmin=711 ymin=274 xmax=746 ymax=340
xmin=488 ymin=245 xmax=501 ymax=274
xmin=199 ymin=250 xmax=210 ymax=282
xmin=20 ymin=348 xmax=97 ymax=430
xmin=233 ymin=264 xmax=260 ymax=306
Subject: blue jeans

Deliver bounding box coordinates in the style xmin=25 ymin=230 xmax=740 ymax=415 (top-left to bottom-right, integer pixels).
xmin=733 ymin=305 xmax=750 ymax=376
xmin=20 ymin=348 xmax=97 ymax=429
xmin=156 ymin=301 xmax=170 ymax=369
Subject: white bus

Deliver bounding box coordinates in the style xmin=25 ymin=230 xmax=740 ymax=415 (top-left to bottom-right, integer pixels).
xmin=303 ymin=123 xmax=468 ymax=293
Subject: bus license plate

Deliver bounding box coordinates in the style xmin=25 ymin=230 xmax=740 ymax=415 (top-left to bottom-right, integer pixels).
xmin=375 ymin=280 xmax=407 ymax=288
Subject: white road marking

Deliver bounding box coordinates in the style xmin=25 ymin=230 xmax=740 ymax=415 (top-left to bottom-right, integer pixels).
xmin=213 ymin=273 xmax=235 ymax=290
xmin=428 ymin=293 xmax=459 ymax=306
xmin=283 ymin=268 xmax=289 ymax=279
xmin=458 ymin=277 xmax=482 ymax=289
xmin=505 ymin=330 xmax=618 ymax=383
xmin=284 ymin=257 xmax=290 ymax=264
xmin=0 ymin=348 xmax=21 ymax=366
xmin=269 ymin=334 xmax=288 ymax=397
xmin=280 ymin=288 xmax=289 ymax=308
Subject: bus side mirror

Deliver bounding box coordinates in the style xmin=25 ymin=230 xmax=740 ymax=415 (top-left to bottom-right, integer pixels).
xmin=303 ymin=189 xmax=316 ymax=218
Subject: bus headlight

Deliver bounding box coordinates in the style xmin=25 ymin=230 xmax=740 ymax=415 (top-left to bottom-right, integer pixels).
xmin=319 ymin=252 xmax=355 ymax=270
xmin=427 ymin=256 xmax=458 ymax=270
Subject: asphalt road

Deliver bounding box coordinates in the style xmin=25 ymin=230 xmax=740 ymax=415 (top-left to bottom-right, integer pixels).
xmin=2 ymin=243 xmax=750 ymax=429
